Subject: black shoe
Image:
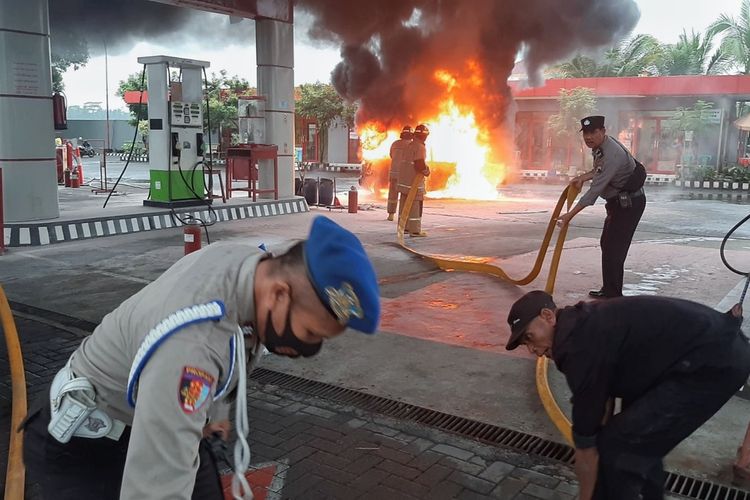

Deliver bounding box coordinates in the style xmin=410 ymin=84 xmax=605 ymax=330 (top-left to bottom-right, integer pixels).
xmin=588 ymin=289 xmax=606 ymax=298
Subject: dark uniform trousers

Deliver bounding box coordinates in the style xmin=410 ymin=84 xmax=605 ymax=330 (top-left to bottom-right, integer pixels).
xmin=592 ymin=332 xmax=750 ymax=499
xmin=23 ymin=400 xmax=224 ymax=500
xmin=600 ymin=193 xmax=646 ymax=297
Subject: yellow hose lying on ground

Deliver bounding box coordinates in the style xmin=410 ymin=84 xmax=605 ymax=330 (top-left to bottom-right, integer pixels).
xmin=397 ymin=174 xmax=576 ymax=445
xmin=0 ymin=285 xmax=26 ymax=499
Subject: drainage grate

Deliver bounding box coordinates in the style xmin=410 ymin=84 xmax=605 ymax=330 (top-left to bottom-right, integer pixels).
xmin=10 ymin=302 xmax=750 ymax=500
xmin=249 ymin=367 xmax=574 ymax=463
xmin=250 ymin=367 xmax=750 ymax=500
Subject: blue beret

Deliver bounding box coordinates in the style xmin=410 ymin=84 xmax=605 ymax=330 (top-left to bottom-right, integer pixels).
xmin=305 ymin=216 xmax=380 ymax=334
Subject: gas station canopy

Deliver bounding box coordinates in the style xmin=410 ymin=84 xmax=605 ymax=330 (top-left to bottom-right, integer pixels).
xmin=149 ymin=0 xmax=292 ymax=22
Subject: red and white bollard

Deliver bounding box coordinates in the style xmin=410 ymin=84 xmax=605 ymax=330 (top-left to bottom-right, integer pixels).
xmin=348 ymin=186 xmax=358 ymax=214
xmin=184 ymin=222 xmax=202 ymax=255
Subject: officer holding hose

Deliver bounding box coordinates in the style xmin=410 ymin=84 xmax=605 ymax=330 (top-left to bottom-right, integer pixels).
xmin=505 ymin=290 xmax=750 ymax=500
xmin=557 ymin=116 xmax=646 ymax=299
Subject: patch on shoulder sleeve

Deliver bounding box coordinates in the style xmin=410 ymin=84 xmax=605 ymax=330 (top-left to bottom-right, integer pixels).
xmin=178 ymin=366 xmax=215 ymax=414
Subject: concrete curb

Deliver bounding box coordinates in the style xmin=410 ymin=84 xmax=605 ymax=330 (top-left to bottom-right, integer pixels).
xmin=676 ymin=180 xmax=750 ymax=191
xmin=519 ymin=170 xmax=676 ymax=186
xmin=682 ymin=191 xmax=750 ymax=201
xmin=118 ymin=154 xmax=148 ymax=162
xmin=3 ymin=198 xmax=309 ymax=248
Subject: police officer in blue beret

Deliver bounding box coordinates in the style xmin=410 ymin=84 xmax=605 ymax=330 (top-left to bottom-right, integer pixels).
xmin=557 ymin=116 xmax=646 ymax=298
xmin=23 ymin=216 xmax=380 ymax=500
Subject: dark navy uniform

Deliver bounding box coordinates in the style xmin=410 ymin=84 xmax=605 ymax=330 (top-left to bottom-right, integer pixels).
xmin=575 ymin=116 xmax=645 ymax=298
xmin=552 ymin=296 xmax=750 ymax=499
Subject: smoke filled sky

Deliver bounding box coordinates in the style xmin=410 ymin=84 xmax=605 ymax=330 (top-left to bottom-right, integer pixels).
xmin=57 ymin=0 xmax=742 ymax=111
xmin=298 ymin=0 xmax=644 ymax=128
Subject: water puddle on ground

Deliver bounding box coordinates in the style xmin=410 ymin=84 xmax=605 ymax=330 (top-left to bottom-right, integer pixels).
xmin=624 ymin=265 xmax=687 ymax=296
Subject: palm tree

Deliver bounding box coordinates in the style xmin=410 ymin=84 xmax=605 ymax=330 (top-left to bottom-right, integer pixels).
xmin=710 ymin=0 xmax=750 ymax=74
xmin=659 ymin=29 xmax=730 ymax=75
xmin=551 ymin=55 xmax=600 ymax=79
xmin=599 ymin=34 xmax=662 ymax=77
xmin=551 ymin=34 xmax=661 ymax=78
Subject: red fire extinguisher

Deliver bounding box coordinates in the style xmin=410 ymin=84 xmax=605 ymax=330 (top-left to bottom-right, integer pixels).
xmin=348 ymin=186 xmax=358 ymax=214
xmin=52 ymin=92 xmax=68 ymax=131
xmin=184 ymin=222 xmax=202 ymax=255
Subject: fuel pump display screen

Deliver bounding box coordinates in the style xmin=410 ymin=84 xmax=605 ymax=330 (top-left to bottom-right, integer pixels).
xmin=171 ymin=101 xmax=202 ymax=128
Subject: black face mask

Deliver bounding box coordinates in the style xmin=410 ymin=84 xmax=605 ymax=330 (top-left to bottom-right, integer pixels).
xmin=263 ymin=308 xmax=322 ymax=358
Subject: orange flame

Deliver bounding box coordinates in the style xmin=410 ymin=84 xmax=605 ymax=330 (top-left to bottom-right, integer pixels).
xmin=358 ymin=63 xmax=507 ymax=201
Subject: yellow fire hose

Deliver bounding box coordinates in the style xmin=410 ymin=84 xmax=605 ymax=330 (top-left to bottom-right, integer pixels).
xmin=397 ymin=174 xmax=577 ymax=445
xmin=0 ymin=285 xmax=26 ymax=499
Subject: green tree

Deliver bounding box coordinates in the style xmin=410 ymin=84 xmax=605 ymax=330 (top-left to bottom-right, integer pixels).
xmin=115 ymin=71 xmax=148 ymax=127
xmin=202 ymin=70 xmax=255 ymax=151
xmin=659 ymin=29 xmax=729 ymax=75
xmin=599 ymin=34 xmax=662 ymax=77
xmin=116 ymin=70 xmax=255 ymax=152
xmin=50 ymin=32 xmax=89 ymax=93
xmin=552 ymin=35 xmax=661 ymax=78
xmin=710 ymin=0 xmax=750 ymax=74
xmin=548 ymin=87 xmax=598 ymax=170
xmin=548 ymin=55 xmax=600 ymax=79
xmin=295 ymin=82 xmax=357 ymax=162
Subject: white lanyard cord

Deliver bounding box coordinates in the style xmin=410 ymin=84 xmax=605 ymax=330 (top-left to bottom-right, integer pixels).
xmin=231 ymin=328 xmax=258 ymax=500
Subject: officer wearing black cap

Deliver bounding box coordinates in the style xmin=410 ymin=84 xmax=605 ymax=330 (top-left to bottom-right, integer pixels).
xmin=23 ymin=216 xmax=380 ymax=500
xmin=506 ymin=290 xmax=750 ymax=500
xmin=557 ymin=115 xmax=646 ymax=298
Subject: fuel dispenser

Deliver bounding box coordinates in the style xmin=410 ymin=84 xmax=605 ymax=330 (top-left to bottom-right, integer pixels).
xmin=138 ymin=56 xmax=210 ymax=208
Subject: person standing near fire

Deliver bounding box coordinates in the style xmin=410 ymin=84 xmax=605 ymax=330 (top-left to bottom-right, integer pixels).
xmin=397 ymin=123 xmax=431 ymax=236
xmin=557 ymin=115 xmax=646 ymax=298
xmin=386 ymin=125 xmax=413 ymax=221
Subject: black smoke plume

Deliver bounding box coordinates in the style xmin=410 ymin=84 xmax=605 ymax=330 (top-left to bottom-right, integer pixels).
xmin=49 ymin=0 xmax=254 ymax=57
xmin=296 ymin=0 xmax=640 ymax=131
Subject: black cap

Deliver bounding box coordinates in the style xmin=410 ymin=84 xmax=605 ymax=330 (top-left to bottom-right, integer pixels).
xmin=579 ymin=115 xmax=605 ymax=132
xmin=506 ymin=290 xmax=556 ymax=350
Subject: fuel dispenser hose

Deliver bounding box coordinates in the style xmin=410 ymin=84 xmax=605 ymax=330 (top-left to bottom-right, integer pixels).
xmin=1 ymin=284 xmax=26 ymax=500
xmin=396 ymin=174 xmax=578 ymax=445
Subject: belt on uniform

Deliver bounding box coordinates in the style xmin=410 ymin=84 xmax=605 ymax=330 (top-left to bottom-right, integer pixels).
xmin=47 ymin=358 xmax=126 ymax=443
xmin=606 ymin=187 xmax=645 ymax=204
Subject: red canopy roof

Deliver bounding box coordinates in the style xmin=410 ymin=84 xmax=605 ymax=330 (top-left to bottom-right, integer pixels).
xmin=511 ymin=75 xmax=750 ymax=99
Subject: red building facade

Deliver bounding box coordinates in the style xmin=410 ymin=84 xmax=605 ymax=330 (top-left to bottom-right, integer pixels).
xmin=511 ymin=75 xmax=750 ymax=175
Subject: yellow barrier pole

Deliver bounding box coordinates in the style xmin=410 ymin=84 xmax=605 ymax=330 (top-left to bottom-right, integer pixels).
xmin=0 ymin=285 xmax=26 ymax=499
xmin=396 ymin=175 xmax=578 ymax=445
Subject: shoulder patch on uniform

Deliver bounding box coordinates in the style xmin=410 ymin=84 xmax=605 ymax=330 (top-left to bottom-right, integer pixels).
xmin=178 ymin=366 xmax=215 ymax=414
